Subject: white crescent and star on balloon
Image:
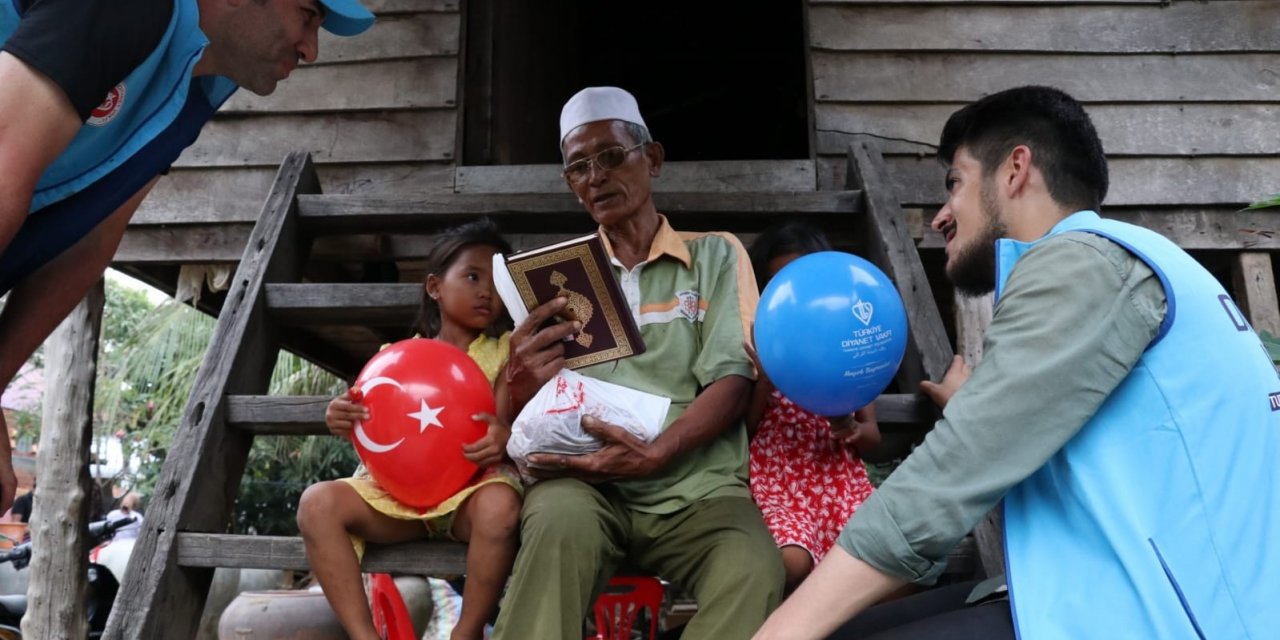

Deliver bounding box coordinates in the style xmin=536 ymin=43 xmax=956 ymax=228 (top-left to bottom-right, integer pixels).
xmin=352 ymin=376 xmax=446 ymax=454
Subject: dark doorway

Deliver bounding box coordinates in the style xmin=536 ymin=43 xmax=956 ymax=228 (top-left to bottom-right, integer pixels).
xmin=463 ymin=1 xmax=811 ymax=166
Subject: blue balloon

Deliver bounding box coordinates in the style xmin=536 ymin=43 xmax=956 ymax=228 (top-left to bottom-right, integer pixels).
xmin=754 ymin=251 xmax=908 ymax=416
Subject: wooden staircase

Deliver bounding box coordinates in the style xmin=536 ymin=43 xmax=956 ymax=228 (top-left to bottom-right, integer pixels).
xmin=103 ymin=143 xmax=958 ymax=638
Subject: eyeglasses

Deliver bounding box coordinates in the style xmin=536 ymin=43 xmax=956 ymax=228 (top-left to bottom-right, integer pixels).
xmin=562 ymin=143 xmax=647 ymax=183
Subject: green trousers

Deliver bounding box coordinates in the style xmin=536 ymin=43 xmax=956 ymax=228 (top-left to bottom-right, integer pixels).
xmin=491 ymin=478 xmax=784 ymax=640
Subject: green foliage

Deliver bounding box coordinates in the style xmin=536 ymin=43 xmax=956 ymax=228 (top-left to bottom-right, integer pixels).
xmin=1244 ymin=194 xmax=1280 ymax=211
xmin=94 ymin=284 xmax=356 ymax=536
xmin=1262 ymin=331 xmax=1280 ymax=370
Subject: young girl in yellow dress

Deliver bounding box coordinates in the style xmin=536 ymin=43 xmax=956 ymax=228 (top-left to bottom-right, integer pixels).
xmin=297 ymin=219 xmax=522 ymax=640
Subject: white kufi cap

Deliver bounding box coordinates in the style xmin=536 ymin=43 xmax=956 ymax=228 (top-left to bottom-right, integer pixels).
xmin=559 ymin=87 xmax=648 ymax=143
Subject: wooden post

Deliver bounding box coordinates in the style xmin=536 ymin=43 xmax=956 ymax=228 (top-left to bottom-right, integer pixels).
xmin=1232 ymin=252 xmax=1280 ymax=336
xmin=24 ymin=279 xmax=104 ymax=639
xmin=104 ymin=153 xmax=318 ymax=640
xmin=847 ymin=142 xmax=954 ymax=389
xmin=954 ymin=292 xmax=1005 ymax=578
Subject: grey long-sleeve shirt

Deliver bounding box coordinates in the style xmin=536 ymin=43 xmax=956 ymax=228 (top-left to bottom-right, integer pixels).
xmin=837 ymin=231 xmax=1167 ymax=583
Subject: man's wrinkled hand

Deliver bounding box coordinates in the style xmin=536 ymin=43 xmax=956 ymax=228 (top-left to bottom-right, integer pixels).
xmin=507 ymin=297 xmax=580 ymax=409
xmin=526 ymin=415 xmax=662 ymax=483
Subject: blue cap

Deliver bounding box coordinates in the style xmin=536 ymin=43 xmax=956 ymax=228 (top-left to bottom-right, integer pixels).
xmin=317 ymin=0 xmax=376 ymax=37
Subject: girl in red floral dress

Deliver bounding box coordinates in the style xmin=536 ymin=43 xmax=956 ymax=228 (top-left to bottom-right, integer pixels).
xmin=746 ymin=222 xmax=882 ymax=592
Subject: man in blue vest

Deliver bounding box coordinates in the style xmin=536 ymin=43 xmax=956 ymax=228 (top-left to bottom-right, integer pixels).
xmin=754 ymin=86 xmax=1280 ymax=639
xmin=0 ymin=0 xmax=374 ymax=514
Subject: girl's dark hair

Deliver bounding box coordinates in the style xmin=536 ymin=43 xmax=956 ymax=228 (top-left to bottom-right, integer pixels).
xmin=411 ymin=217 xmax=514 ymax=338
xmin=747 ymin=221 xmax=833 ymax=291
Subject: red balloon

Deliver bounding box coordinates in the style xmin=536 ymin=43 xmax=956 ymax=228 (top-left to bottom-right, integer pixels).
xmin=350 ymin=338 xmax=495 ymax=509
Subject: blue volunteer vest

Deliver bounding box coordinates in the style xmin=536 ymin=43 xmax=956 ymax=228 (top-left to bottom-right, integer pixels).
xmin=996 ymin=211 xmax=1280 ymax=639
xmin=0 ymin=0 xmax=237 ymax=293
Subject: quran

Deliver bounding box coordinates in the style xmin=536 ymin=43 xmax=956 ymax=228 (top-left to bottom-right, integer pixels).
xmin=492 ymin=233 xmax=645 ymax=369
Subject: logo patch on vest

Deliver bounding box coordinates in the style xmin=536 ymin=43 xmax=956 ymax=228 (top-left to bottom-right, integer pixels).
xmin=1270 ymin=391 xmax=1280 ymax=412
xmin=87 ymin=83 xmax=127 ymax=126
xmin=676 ymin=290 xmax=700 ymax=322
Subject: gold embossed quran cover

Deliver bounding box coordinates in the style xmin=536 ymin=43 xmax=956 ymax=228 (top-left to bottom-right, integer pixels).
xmin=491 ymin=233 xmax=645 ymax=369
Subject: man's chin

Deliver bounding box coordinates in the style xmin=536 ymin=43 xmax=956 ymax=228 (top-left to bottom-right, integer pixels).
xmin=946 ymin=262 xmax=996 ymax=297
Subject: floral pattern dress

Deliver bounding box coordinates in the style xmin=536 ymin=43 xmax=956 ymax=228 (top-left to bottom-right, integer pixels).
xmin=749 ymin=390 xmax=875 ymax=562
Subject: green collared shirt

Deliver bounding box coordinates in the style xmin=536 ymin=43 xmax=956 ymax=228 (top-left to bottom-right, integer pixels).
xmin=580 ymin=215 xmax=759 ymax=514
xmin=838 ymin=232 xmax=1167 ymax=583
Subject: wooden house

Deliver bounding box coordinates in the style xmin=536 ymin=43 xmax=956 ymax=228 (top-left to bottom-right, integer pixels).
xmin=98 ymin=1 xmax=1278 ymax=636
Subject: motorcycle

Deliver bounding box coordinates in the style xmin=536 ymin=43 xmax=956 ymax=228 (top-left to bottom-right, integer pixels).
xmin=0 ymin=516 xmax=137 ymax=639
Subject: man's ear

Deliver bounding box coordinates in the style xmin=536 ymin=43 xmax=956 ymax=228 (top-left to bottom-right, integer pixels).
xmin=1003 ymin=145 xmax=1034 ymax=198
xmin=645 ymin=142 xmax=665 ymax=177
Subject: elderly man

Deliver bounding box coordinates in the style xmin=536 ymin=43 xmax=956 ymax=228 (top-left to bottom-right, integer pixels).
xmin=491 ymin=87 xmax=784 ymax=639
xmin=0 ymin=0 xmax=374 ymax=514
xmin=755 ymin=86 xmax=1280 ymax=639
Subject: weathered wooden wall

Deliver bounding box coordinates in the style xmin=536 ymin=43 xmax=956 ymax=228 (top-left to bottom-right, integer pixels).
xmin=809 ymin=0 xmax=1280 ymax=234
xmin=131 ymin=0 xmax=461 ymax=249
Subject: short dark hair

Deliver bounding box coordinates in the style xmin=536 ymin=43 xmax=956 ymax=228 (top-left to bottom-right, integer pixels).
xmin=939 ymin=86 xmax=1108 ymax=212
xmin=747 ymin=221 xmax=833 ymax=291
xmin=412 ymin=218 xmax=513 ymax=338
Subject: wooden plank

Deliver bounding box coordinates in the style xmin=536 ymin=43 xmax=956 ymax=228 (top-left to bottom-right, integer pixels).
xmin=811 ymin=0 xmax=1164 ymax=4
xmin=224 ymin=392 xmax=935 ymax=437
xmin=296 ymin=190 xmax=862 ymax=232
xmin=266 ymin=283 xmax=420 ymax=325
xmin=115 ymin=225 xmax=252 ymax=264
xmin=134 ymin=164 xmax=456 ymax=225
xmin=809 ymin=3 xmax=1280 ymax=53
xmin=819 ymin=155 xmax=1280 ymax=207
xmin=27 ymin=281 xmax=103 ymax=640
xmin=226 ymin=396 xmax=332 ymax=436
xmin=365 ymin=0 xmax=458 ymax=13
xmin=848 ymin=142 xmax=954 ymax=386
xmin=812 ymin=52 xmax=1280 ymax=102
xmin=105 ymin=153 xmax=319 ymax=640
xmin=1233 ymin=252 xmax=1280 ymax=336
xmin=815 ymin=104 xmax=1280 ymax=156
xmin=906 ymin=207 xmax=1280 ymax=252
xmin=177 ymin=534 xmax=468 ymax=575
xmin=221 ymin=58 xmax=457 ymax=113
xmin=315 ymin=12 xmax=459 ymax=64
xmin=174 ymin=111 xmax=457 ymax=168
xmin=454 ymin=159 xmax=817 ymax=193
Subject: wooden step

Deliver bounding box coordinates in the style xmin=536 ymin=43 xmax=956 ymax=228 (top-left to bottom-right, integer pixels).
xmin=266 ymin=283 xmax=419 ymax=326
xmin=176 ymin=533 xmax=468 ymax=575
xmin=174 ymin=532 xmax=977 ymax=580
xmin=295 ymin=191 xmax=866 ymax=233
xmin=226 ymin=393 xmax=938 ymax=436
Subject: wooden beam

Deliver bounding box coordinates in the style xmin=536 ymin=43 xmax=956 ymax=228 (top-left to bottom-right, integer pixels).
xmin=812 ymin=52 xmax=1280 ymax=103
xmin=27 ymin=281 xmax=103 ymax=640
xmin=311 ymin=12 xmax=460 ymax=65
xmin=454 ymin=159 xmax=818 ymax=194
xmin=115 ymin=225 xmax=251 ymax=264
xmin=818 ymin=155 xmax=1280 ymax=208
xmin=174 ymin=111 xmax=457 ymax=168
xmin=105 ymin=153 xmax=319 ymax=640
xmin=809 ymin=3 xmax=1280 ymax=53
xmin=848 ymin=142 xmax=954 ymax=387
xmin=295 ymin=191 xmax=863 ymax=232
xmin=266 ymin=283 xmax=420 ymax=325
xmin=133 ymin=164 xmax=456 ymax=226
xmin=225 ymin=392 xmax=935 ymax=438
xmin=364 ymin=0 xmax=458 ymax=12
xmin=815 ymin=104 xmax=1280 ymax=156
xmin=1233 ymin=252 xmax=1280 ymax=336
xmin=220 ymin=58 xmax=458 ymax=113
xmin=176 ymin=534 xmax=468 ymax=575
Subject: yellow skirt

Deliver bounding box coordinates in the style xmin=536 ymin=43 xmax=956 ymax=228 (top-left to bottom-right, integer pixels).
xmin=340 ymin=464 xmax=522 ymax=560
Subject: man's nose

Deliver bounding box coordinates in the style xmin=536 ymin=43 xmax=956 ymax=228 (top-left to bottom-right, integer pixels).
xmin=931 ymin=205 xmax=953 ymax=232
xmin=299 ymin=28 xmax=320 ymax=64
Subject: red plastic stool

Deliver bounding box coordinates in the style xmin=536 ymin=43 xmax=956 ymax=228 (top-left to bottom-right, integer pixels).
xmin=591 ymin=575 xmax=665 ymax=640
xmin=370 ymin=573 xmax=416 ymax=640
